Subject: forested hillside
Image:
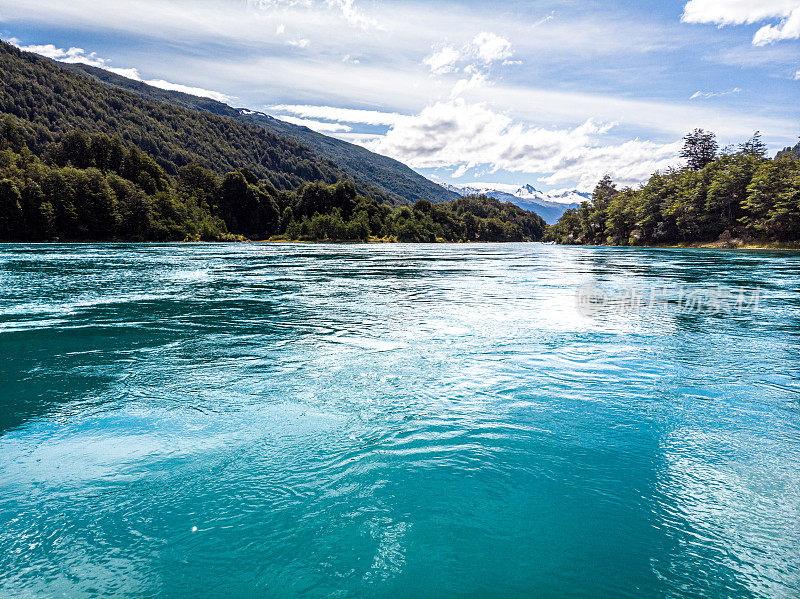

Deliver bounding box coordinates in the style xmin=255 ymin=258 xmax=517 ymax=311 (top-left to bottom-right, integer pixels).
xmin=64 ymin=62 xmax=458 ymax=206
xmin=546 ymin=130 xmax=800 ymax=246
xmin=0 ymin=41 xmax=392 ymax=203
xmin=0 ymin=118 xmax=545 ymax=242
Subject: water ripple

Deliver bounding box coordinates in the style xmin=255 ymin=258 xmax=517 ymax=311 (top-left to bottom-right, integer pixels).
xmin=1 ymin=243 xmax=799 ymax=598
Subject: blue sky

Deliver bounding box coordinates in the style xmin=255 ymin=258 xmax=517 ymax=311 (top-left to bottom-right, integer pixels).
xmin=1 ymin=0 xmax=798 ymax=193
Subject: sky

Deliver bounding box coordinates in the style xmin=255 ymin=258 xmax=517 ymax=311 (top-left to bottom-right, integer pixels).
xmin=1 ymin=0 xmax=799 ymax=194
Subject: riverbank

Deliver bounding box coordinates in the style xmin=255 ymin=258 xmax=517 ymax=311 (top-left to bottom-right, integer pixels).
xmin=552 ymin=239 xmax=800 ymax=251
xmin=656 ymin=239 xmax=800 ymax=251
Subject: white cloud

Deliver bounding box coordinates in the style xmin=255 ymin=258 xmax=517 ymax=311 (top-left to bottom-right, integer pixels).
xmin=472 ymin=32 xmax=513 ymax=63
xmin=422 ymin=32 xmax=517 ymax=76
xmin=795 ymin=68 xmax=800 ymax=78
xmin=10 ymin=40 xmax=233 ymax=102
xmin=268 ymin=104 xmax=405 ymax=126
xmin=287 ymin=65 xmax=681 ymax=191
xmin=449 ymin=72 xmax=488 ymax=98
xmin=138 ymin=79 xmax=234 ymax=102
xmin=754 ymin=9 xmax=800 ymax=44
xmin=690 ymin=87 xmax=742 ymax=99
xmin=314 ymin=98 xmax=681 ymax=191
xmin=209 ymin=52 xmax=795 ymax=142
xmin=682 ymin=0 xmax=800 ymax=45
xmin=10 ymin=42 xmax=106 ymax=66
xmin=248 ymin=0 xmax=382 ymax=31
xmin=326 ymin=0 xmax=383 ymax=31
xmin=287 ymin=38 xmax=310 ymax=48
xmin=274 ymin=115 xmax=352 ymax=132
xmin=423 ymin=45 xmax=461 ymax=75
xmin=276 ymin=24 xmax=285 ymax=35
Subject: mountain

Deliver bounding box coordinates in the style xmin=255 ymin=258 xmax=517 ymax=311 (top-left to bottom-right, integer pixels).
xmin=548 ymin=189 xmax=593 ymax=204
xmin=0 ymin=41 xmax=381 ymax=196
xmin=777 ymin=142 xmax=800 ymax=160
xmin=443 ymin=183 xmax=588 ymax=224
xmin=516 ymin=184 xmax=591 ymax=206
xmin=62 ymin=62 xmax=458 ymax=206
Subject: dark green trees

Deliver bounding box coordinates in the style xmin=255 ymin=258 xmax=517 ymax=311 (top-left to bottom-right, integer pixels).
xmin=681 ymin=129 xmax=719 ymax=170
xmin=743 ymin=156 xmax=800 ymax=240
xmin=546 ymin=131 xmax=800 ymax=246
xmin=276 ymin=184 xmax=546 ymax=243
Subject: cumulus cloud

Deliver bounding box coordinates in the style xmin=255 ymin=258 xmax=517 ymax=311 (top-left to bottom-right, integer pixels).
xmin=422 ymin=32 xmax=518 ymax=75
xmin=795 ymin=68 xmax=800 ymax=78
xmin=287 ymin=38 xmax=310 ymax=48
xmin=423 ymin=45 xmax=461 ymax=75
xmin=10 ymin=40 xmax=233 ymax=102
xmin=362 ymin=99 xmax=680 ymax=189
xmin=690 ymin=87 xmax=742 ymax=99
xmin=274 ymin=99 xmax=679 ymax=190
xmin=472 ymin=32 xmax=513 ymax=63
xmin=682 ymin=0 xmax=800 ymax=45
xmin=449 ymin=72 xmax=488 ymax=98
xmin=326 ymin=0 xmax=383 ymax=31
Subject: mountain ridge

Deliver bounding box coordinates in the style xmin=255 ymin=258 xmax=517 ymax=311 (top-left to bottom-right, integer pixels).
xmin=0 ymin=40 xmax=364 ymax=194
xmin=442 ymin=183 xmax=588 ymax=224
xmin=60 ymin=62 xmax=458 ymax=206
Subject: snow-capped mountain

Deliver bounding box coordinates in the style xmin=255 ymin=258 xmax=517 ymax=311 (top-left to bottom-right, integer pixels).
xmin=441 ymin=183 xmax=590 ymax=225
xmin=515 ymin=184 xmax=552 ymax=204
xmin=548 ymin=189 xmax=593 ymax=204
xmin=515 ymin=184 xmax=592 ymax=206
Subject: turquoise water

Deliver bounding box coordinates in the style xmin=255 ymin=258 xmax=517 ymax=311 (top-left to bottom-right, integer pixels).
xmin=1 ymin=243 xmax=799 ymax=598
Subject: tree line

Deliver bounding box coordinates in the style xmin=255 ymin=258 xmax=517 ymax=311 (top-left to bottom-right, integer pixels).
xmin=0 ymin=120 xmax=546 ymax=242
xmin=546 ymin=131 xmax=800 ymax=245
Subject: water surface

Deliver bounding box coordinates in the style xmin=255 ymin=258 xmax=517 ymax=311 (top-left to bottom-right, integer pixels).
xmin=1 ymin=243 xmax=799 ymax=598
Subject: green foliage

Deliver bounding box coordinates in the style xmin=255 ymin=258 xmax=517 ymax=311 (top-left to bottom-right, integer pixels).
xmin=0 ymin=41 xmax=349 ymax=192
xmin=276 ymin=183 xmax=546 ymax=243
xmin=743 ymin=157 xmax=800 ymax=241
xmin=0 ymin=118 xmax=232 ymax=241
xmin=0 ymin=119 xmax=546 ymax=243
xmin=681 ymin=129 xmax=718 ymax=170
xmin=0 ymin=41 xmax=549 ymax=243
xmin=546 ymin=132 xmax=800 ymax=246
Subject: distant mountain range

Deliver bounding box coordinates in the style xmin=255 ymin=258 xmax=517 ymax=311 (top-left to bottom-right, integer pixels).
xmin=442 ymin=184 xmax=590 ymax=224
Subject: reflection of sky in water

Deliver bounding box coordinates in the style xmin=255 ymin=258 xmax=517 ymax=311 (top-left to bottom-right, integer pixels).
xmin=0 ymin=243 xmax=799 ymax=598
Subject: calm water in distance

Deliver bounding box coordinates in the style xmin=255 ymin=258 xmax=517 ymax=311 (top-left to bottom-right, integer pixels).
xmin=1 ymin=243 xmax=799 ymax=598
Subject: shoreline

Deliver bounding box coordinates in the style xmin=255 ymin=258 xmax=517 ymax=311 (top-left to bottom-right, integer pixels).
xmin=3 ymin=239 xmax=800 ymax=250
xmin=551 ymin=240 xmax=800 ymax=252
xmin=641 ymin=241 xmax=800 ymax=251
